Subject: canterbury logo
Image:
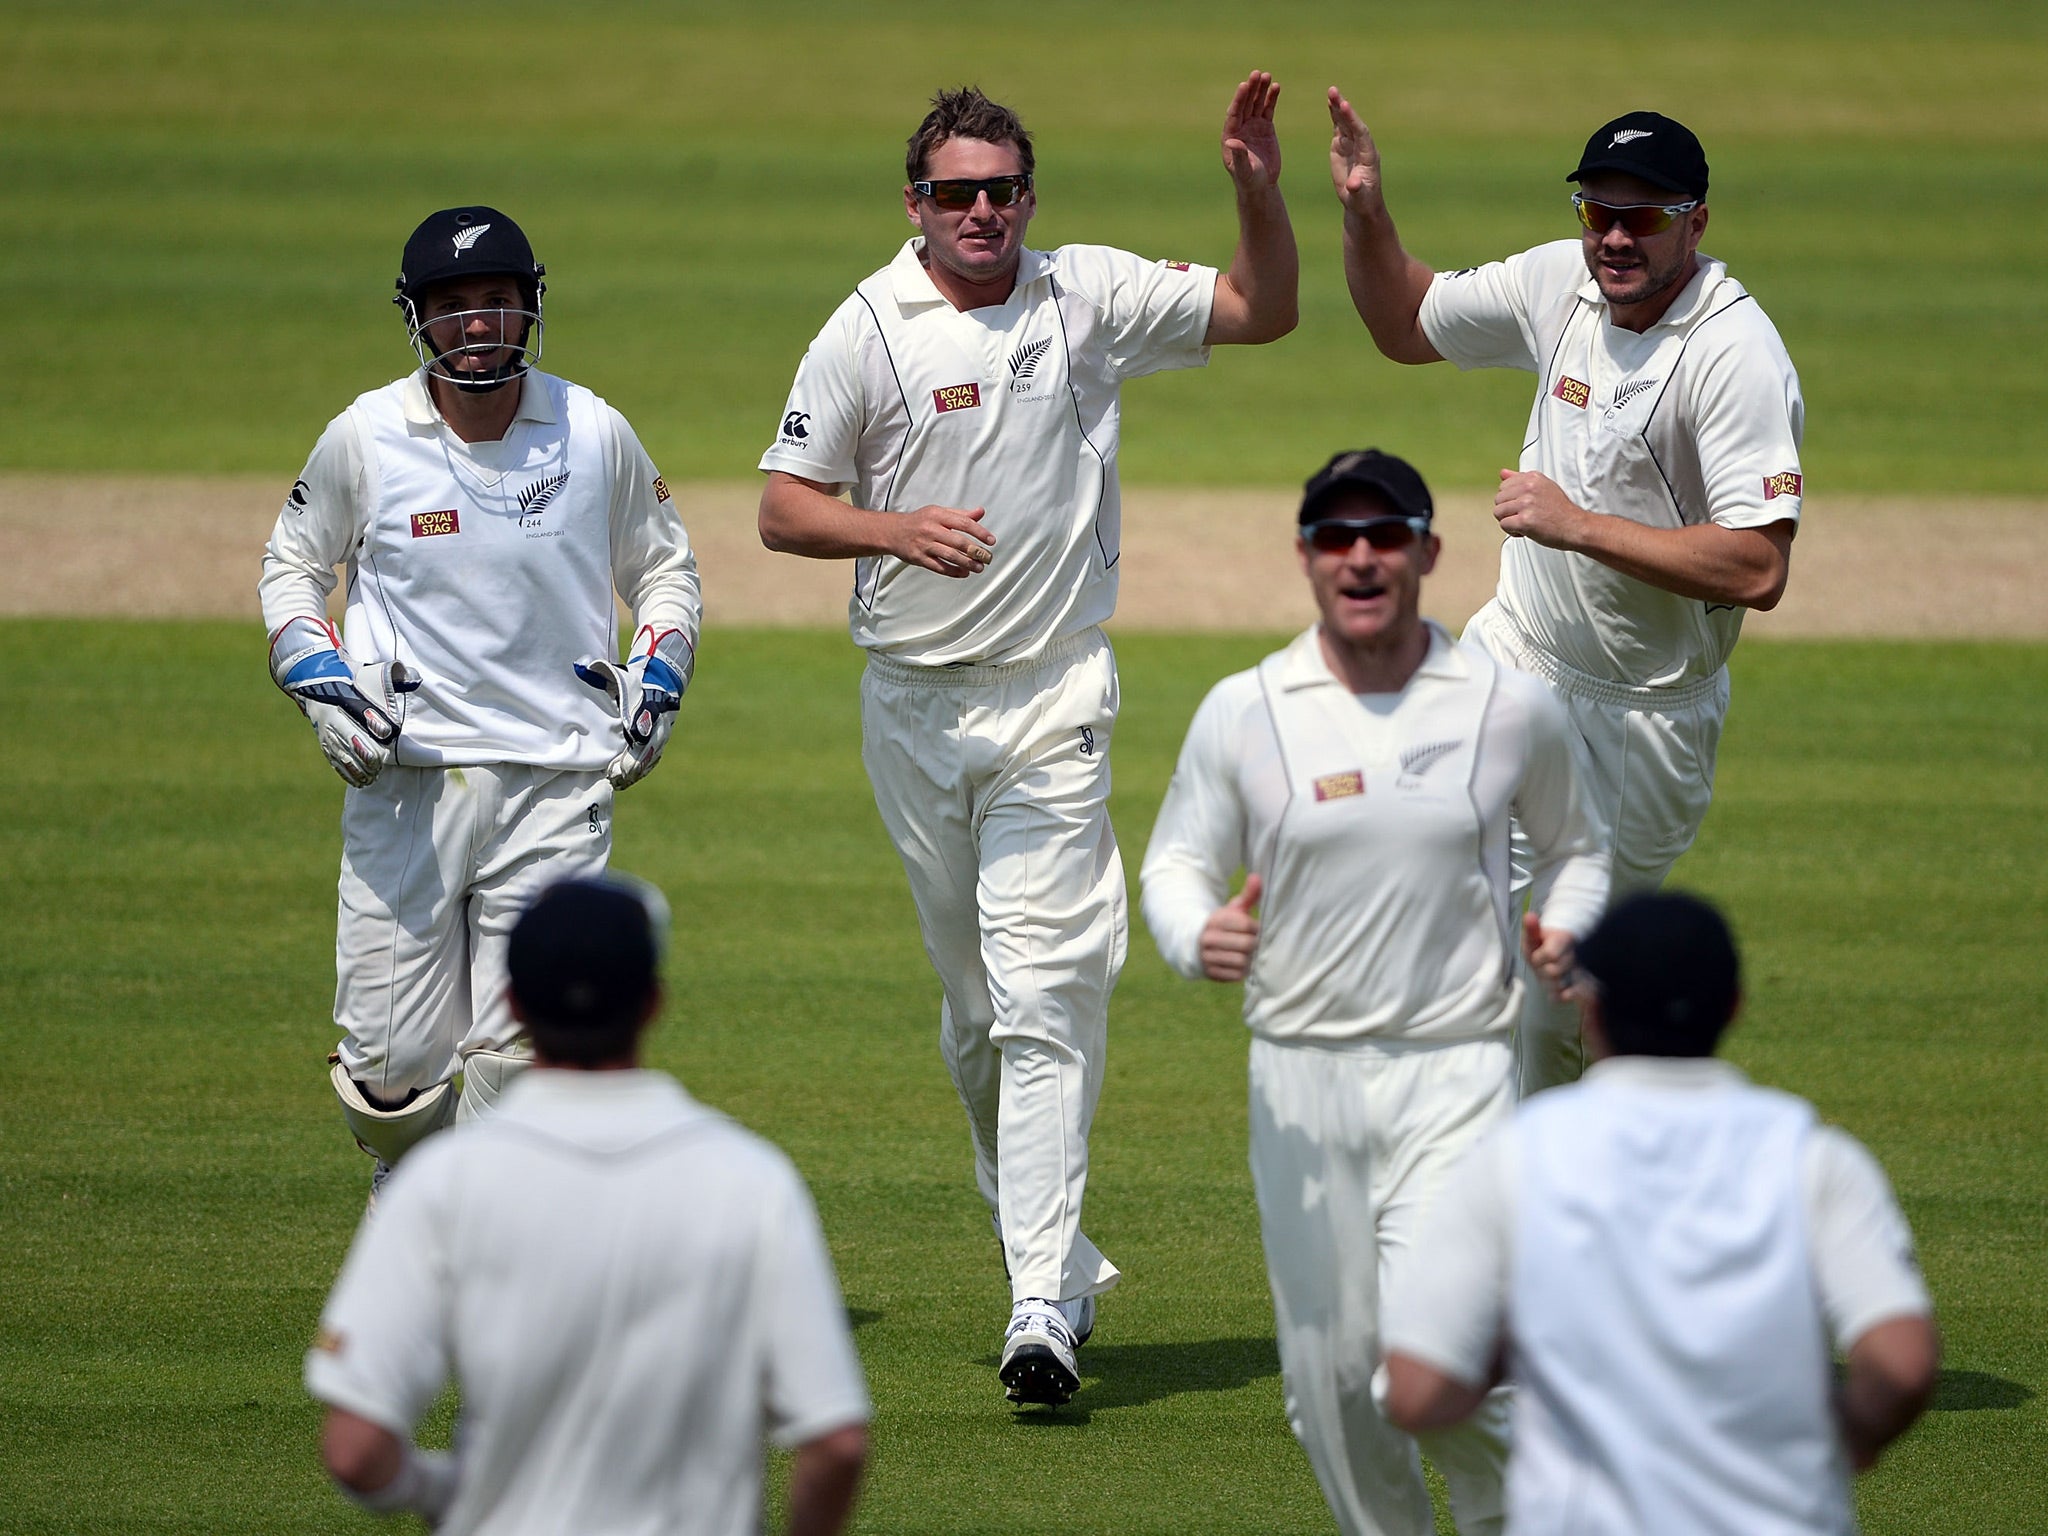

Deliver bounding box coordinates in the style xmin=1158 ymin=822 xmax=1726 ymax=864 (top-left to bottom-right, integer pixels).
xmin=518 ymin=471 xmax=569 ymax=515
xmin=451 ymin=223 xmax=492 ymax=253
xmin=1399 ymin=739 xmax=1461 ymax=777
xmin=1008 ymin=338 xmax=1053 ymax=380
xmin=1610 ymin=129 xmax=1653 ymax=145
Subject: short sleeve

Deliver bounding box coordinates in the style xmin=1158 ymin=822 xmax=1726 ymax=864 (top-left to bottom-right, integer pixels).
xmin=1057 ymin=246 xmax=1216 ymax=381
xmin=758 ymin=303 xmax=867 ymax=490
xmin=1382 ymin=1128 xmax=1514 ymax=1386
xmin=303 ymin=1153 xmax=455 ymax=1434
xmin=1688 ymin=314 xmax=1806 ymax=532
xmin=1803 ymin=1126 xmax=1932 ymax=1351
xmin=756 ymin=1164 xmax=872 ymax=1447
xmin=1420 ymin=250 xmax=1546 ymax=373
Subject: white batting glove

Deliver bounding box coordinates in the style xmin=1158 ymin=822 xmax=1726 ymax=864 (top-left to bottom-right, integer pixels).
xmin=268 ymin=616 xmax=420 ymax=787
xmin=575 ymin=625 xmax=693 ymax=790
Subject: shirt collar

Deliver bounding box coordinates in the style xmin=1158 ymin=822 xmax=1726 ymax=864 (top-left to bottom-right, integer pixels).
xmin=399 ymin=368 xmax=556 ymax=434
xmin=888 ymin=238 xmax=1056 ymax=310
xmin=500 ymin=1065 xmax=704 ymax=1111
xmin=1585 ymin=1054 xmax=1749 ymax=1088
xmin=1576 ymin=252 xmax=1728 ymax=331
xmin=1275 ymin=618 xmax=1466 ymax=692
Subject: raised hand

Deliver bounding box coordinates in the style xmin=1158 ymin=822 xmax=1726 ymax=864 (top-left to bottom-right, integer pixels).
xmin=1222 ymin=72 xmax=1283 ymax=194
xmin=1327 ymin=86 xmax=1386 ymax=217
xmin=1201 ymin=873 xmax=1265 ymax=982
xmin=892 ymin=504 xmax=997 ymax=578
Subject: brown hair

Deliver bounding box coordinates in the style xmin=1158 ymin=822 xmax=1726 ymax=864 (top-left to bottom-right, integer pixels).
xmin=905 ymin=86 xmax=1035 ymax=182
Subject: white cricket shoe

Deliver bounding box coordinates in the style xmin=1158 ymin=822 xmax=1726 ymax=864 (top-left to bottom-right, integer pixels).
xmin=1000 ymin=1299 xmax=1082 ymax=1406
xmin=1057 ymin=1292 xmax=1096 ymax=1347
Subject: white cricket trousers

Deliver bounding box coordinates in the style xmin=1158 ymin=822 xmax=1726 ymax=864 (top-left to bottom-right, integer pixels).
xmin=335 ymin=763 xmax=612 ymax=1100
xmin=1249 ymin=1034 xmax=1513 ymax=1536
xmin=1465 ymin=601 xmax=1729 ymax=1095
xmin=861 ymin=628 xmax=1124 ymax=1304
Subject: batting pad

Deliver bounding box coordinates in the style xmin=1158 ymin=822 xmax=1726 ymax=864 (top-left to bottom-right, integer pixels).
xmin=456 ymin=1048 xmax=532 ymax=1124
xmin=331 ymin=1064 xmax=456 ymax=1165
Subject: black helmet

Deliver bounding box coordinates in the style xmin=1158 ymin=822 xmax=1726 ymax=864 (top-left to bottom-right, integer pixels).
xmin=393 ymin=207 xmax=547 ymax=393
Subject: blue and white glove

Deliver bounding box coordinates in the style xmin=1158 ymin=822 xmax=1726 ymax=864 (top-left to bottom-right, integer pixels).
xmin=268 ymin=616 xmax=420 ymax=788
xmin=574 ymin=625 xmax=693 ymax=790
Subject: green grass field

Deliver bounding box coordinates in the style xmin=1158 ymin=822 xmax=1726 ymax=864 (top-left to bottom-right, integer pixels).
xmin=3 ymin=0 xmax=2045 ymax=490
xmin=2 ymin=624 xmax=2043 ymax=1533
xmin=6 ymin=2 xmax=2047 ymax=1531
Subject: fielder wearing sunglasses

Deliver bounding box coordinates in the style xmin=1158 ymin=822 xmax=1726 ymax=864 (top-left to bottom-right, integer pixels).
xmin=1325 ymin=96 xmax=1805 ymax=1119
xmin=1300 ymin=516 xmax=1429 ymax=554
xmin=1570 ymin=191 xmax=1700 ymax=239
xmin=910 ymin=174 xmax=1034 ymax=211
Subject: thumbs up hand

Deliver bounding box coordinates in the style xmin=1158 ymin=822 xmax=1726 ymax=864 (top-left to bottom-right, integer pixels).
xmin=1200 ymin=873 xmax=1264 ymax=982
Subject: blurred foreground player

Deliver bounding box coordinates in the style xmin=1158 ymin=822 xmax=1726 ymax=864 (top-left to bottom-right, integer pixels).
xmin=260 ymin=207 xmax=700 ymax=1193
xmin=757 ymin=79 xmax=1297 ymax=1404
xmin=1140 ymin=450 xmax=1608 ymax=1536
xmin=1327 ymin=97 xmax=1803 ymax=1095
xmin=1383 ymin=892 xmax=1937 ymax=1535
xmin=306 ymin=878 xmax=870 ymax=1536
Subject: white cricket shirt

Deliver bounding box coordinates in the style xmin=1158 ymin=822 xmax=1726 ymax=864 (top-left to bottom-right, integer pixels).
xmin=305 ymin=1069 xmax=871 ymax=1536
xmin=1422 ymin=240 xmax=1805 ymax=688
xmin=1384 ymin=1058 xmax=1932 ymax=1536
xmin=758 ymin=239 xmax=1215 ymax=667
xmin=260 ymin=369 xmax=700 ymax=770
xmin=1140 ymin=624 xmax=1610 ymax=1043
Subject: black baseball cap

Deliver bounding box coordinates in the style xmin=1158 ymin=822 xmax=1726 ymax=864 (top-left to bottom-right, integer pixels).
xmin=395 ymin=206 xmax=545 ymax=307
xmin=1567 ymin=112 xmax=1709 ymax=200
xmin=1574 ymin=891 xmax=1741 ymax=1057
xmin=508 ymin=877 xmax=661 ymax=1035
xmin=1299 ymin=449 xmax=1434 ymax=526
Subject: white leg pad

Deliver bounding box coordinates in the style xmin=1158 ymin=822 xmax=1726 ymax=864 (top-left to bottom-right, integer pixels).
xmin=457 ymin=1047 xmax=532 ymax=1123
xmin=331 ymin=1064 xmax=456 ymax=1166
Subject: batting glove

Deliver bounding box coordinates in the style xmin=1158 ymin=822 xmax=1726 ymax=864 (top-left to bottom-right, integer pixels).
xmin=575 ymin=625 xmax=693 ymax=790
xmin=268 ymin=616 xmax=420 ymax=788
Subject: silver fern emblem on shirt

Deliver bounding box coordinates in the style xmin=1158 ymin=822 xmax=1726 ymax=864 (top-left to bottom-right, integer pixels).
xmin=518 ymin=470 xmax=570 ymax=520
xmin=1399 ymin=739 xmax=1460 ymax=778
xmin=1008 ymin=337 xmax=1054 ymax=392
xmin=1611 ymin=377 xmax=1660 ymax=411
xmin=452 ymin=223 xmax=492 ymax=253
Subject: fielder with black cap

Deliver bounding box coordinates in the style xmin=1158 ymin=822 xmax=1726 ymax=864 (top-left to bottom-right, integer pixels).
xmin=260 ymin=207 xmax=701 ymax=1197
xmin=306 ymin=877 xmax=871 ymax=1536
xmin=1326 ymin=95 xmax=1806 ymax=1098
xmin=1140 ymin=450 xmax=1609 ymax=1536
xmin=1382 ymin=891 xmax=1939 ymax=1535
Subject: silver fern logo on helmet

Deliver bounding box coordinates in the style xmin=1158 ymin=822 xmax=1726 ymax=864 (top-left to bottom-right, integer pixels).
xmin=451 ymin=223 xmax=492 ymax=254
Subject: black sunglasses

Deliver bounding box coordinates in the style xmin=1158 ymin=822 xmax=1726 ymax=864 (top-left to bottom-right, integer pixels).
xmin=1301 ymin=517 xmax=1427 ymax=553
xmin=911 ymin=174 xmax=1033 ymax=211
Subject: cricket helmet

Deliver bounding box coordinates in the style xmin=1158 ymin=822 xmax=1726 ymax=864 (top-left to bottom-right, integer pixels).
xmin=394 ymin=206 xmax=546 ymax=393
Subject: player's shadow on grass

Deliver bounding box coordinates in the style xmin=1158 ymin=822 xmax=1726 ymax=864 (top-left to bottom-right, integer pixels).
xmin=1930 ymin=1369 xmax=2033 ymax=1412
xmin=1001 ymin=1335 xmax=1282 ymax=1424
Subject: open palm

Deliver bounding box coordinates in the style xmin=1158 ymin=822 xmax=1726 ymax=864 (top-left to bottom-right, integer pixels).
xmin=1222 ymin=72 xmax=1283 ymax=191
